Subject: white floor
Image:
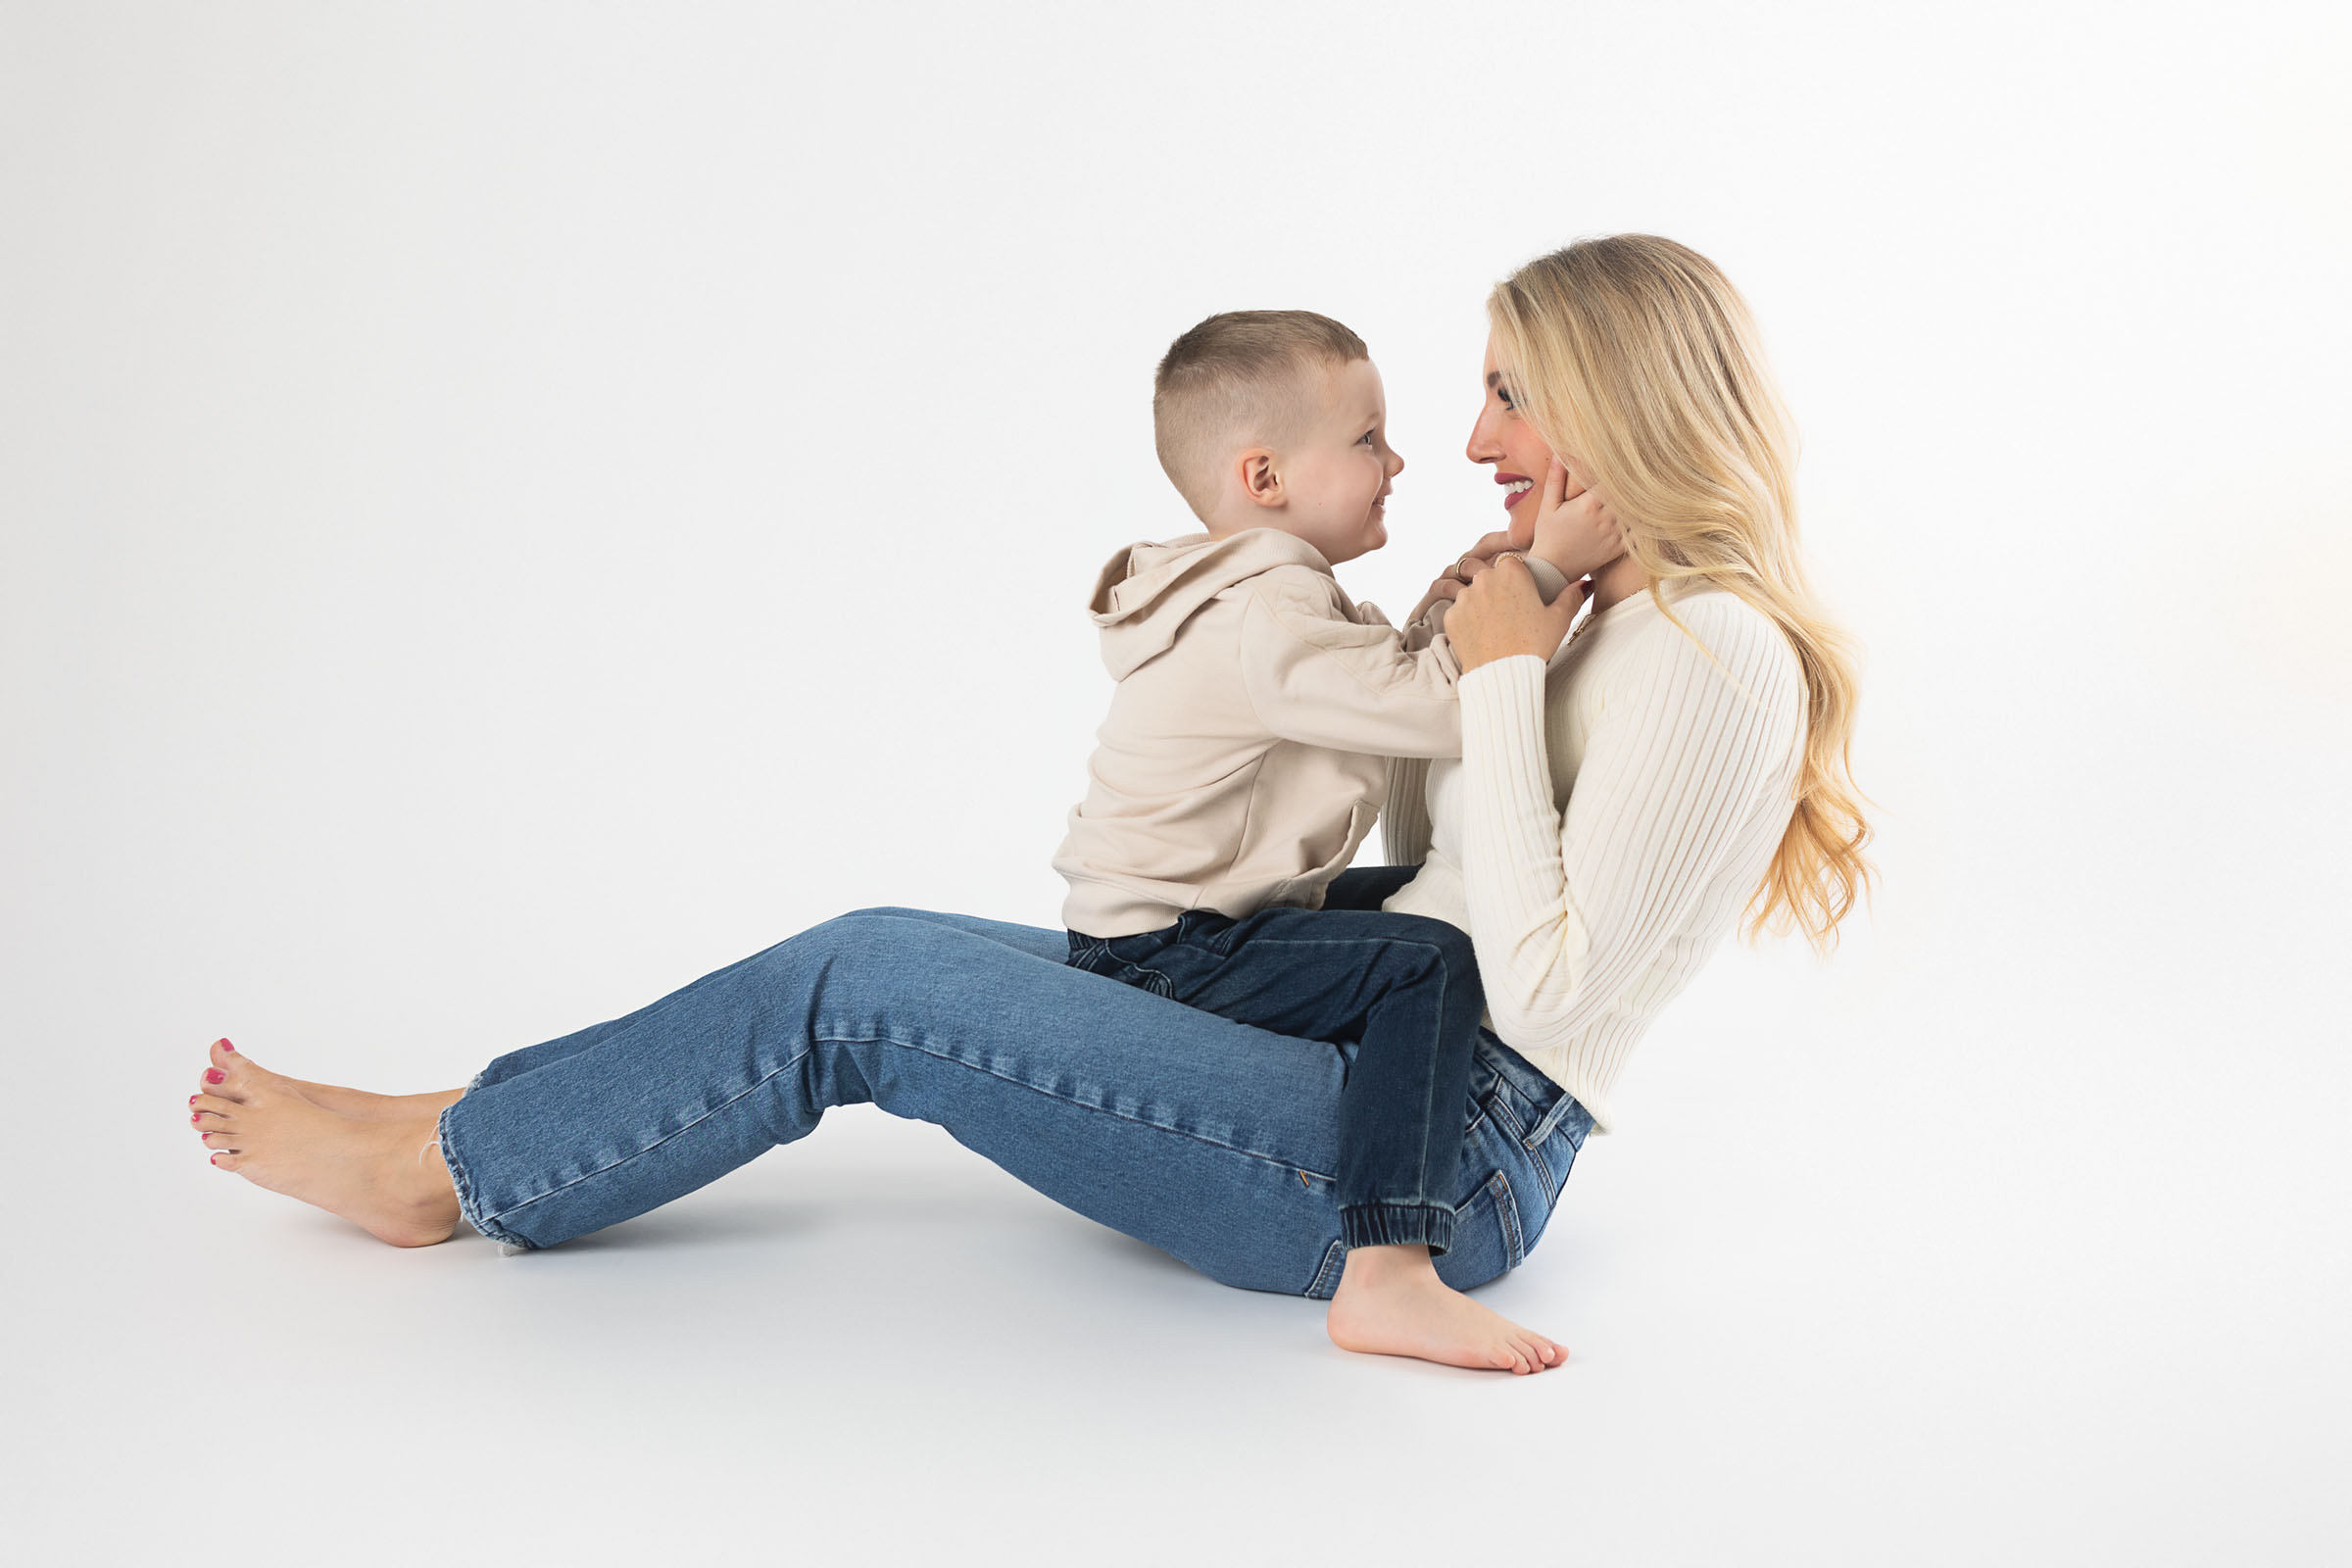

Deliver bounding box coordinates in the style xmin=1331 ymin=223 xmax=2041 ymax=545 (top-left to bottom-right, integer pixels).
xmin=21 ymin=909 xmax=2347 ymax=1566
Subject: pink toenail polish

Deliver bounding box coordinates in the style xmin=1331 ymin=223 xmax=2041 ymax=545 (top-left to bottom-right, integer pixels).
xmin=210 ymin=1153 xmax=220 ymax=1165
xmin=188 ymin=1096 xmax=197 ymax=1104
xmin=220 ymin=1041 xmax=235 ymax=1054
xmin=205 ymin=1069 xmax=224 ymax=1084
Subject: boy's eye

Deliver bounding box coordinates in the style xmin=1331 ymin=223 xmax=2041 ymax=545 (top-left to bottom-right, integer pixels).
xmin=1358 ymin=428 xmax=1377 ymax=446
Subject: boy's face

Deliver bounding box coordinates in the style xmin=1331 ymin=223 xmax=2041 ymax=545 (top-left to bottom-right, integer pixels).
xmin=1251 ymin=357 xmax=1405 ymax=566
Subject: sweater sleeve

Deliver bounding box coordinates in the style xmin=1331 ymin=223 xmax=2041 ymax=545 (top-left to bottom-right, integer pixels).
xmin=1236 ymin=574 xmax=1463 ymax=760
xmin=1454 ymin=598 xmax=1804 ymax=1049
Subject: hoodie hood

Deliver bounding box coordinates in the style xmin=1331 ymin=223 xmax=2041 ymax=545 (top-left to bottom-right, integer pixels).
xmin=1086 ymin=529 xmax=1334 ymax=679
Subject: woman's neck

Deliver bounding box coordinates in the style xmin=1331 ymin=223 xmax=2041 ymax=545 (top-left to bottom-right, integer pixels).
xmin=1589 ymin=552 xmax=1649 ymax=614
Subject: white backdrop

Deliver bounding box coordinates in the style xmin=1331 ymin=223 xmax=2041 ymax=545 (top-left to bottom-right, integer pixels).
xmin=6 ymin=3 xmax=2347 ymax=1563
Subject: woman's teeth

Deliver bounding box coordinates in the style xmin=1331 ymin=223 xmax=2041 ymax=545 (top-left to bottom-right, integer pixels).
xmin=1504 ymin=479 xmax=1535 ymax=497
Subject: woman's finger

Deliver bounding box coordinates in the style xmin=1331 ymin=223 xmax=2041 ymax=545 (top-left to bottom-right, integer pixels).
xmin=1543 ymin=458 xmax=1567 ymax=514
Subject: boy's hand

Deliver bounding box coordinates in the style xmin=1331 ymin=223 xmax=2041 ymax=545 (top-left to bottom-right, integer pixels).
xmin=1405 ymin=527 xmax=1524 ymax=626
xmin=1530 ymin=458 xmax=1626 ymax=582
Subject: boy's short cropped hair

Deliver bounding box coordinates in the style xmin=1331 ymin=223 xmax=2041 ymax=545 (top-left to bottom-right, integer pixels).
xmin=1152 ymin=310 xmax=1368 ymax=520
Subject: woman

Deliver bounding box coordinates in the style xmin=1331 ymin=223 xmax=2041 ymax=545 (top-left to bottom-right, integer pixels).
xmin=183 ymin=235 xmax=1872 ymax=1374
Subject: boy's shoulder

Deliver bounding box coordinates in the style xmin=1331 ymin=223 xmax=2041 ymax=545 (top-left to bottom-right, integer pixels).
xmin=1235 ymin=559 xmax=1348 ymax=614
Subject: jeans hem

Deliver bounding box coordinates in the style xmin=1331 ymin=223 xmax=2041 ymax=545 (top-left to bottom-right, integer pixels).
xmin=436 ymin=1101 xmax=539 ymax=1252
xmin=1340 ymin=1201 xmax=1456 ymax=1255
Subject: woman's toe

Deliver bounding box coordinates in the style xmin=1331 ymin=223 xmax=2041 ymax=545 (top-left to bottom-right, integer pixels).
xmin=208 ymin=1150 xmax=242 ymax=1171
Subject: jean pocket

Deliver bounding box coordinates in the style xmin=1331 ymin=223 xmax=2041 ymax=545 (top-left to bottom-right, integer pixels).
xmin=1430 ymin=1171 xmax=1526 ymax=1292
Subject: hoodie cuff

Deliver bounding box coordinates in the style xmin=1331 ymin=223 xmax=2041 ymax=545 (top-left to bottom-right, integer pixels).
xmin=1520 ymin=555 xmax=1572 ymax=606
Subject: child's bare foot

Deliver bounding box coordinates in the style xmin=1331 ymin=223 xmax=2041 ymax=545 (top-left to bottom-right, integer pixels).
xmin=188 ymin=1039 xmax=461 ymax=1248
xmin=203 ymin=1038 xmax=466 ymax=1121
xmin=1326 ymin=1244 xmax=1566 ymax=1374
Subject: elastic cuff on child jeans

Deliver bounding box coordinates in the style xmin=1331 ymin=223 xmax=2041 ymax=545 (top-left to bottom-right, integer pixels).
xmin=1341 ymin=1201 xmax=1456 ymax=1256
xmin=435 ymin=1102 xmax=539 ymax=1252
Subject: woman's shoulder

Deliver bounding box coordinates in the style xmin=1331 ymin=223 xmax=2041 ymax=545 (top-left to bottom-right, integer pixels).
xmin=1607 ymin=583 xmax=1804 ymax=710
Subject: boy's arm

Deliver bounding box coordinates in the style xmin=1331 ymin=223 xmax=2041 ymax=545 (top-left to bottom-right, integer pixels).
xmin=1348 ymin=595 xmax=1449 ymax=656
xmin=1236 ymin=574 xmax=1465 ymax=760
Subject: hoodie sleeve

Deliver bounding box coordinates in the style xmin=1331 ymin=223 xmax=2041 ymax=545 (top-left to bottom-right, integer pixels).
xmin=1237 ymin=571 xmax=1463 ymax=760
xmin=1382 ymin=756 xmax=1435 ymax=864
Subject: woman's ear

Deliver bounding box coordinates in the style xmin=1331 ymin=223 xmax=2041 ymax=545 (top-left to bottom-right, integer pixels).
xmin=1237 ymin=449 xmax=1284 ymax=509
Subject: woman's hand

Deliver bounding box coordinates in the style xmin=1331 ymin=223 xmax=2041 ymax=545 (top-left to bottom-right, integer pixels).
xmin=1530 ymin=458 xmax=1626 ymax=582
xmin=1446 ymin=553 xmax=1593 ymax=672
xmin=1405 ymin=526 xmax=1523 ymax=626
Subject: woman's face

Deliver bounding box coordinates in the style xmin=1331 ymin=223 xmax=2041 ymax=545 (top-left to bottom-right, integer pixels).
xmin=1464 ymin=332 xmax=1557 ymax=553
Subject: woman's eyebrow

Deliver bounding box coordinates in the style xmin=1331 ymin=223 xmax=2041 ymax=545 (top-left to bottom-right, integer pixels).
xmin=1485 ymin=370 xmax=1502 ymax=388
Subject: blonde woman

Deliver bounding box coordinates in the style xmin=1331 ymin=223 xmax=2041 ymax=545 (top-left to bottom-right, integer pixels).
xmin=183 ymin=235 xmax=1870 ymax=1375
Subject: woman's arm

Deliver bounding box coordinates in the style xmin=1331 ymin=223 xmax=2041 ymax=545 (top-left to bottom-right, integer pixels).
xmin=1454 ymin=596 xmax=1805 ymax=1048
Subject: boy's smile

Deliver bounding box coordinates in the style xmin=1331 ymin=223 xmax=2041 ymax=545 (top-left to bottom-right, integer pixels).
xmin=1256 ymin=357 xmax=1405 ymax=566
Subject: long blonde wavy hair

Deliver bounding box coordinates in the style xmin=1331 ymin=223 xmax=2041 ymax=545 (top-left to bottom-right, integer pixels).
xmin=1488 ymin=235 xmax=1874 ymax=951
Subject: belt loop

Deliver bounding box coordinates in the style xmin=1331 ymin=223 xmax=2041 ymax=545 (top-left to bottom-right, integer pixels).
xmin=1523 ymin=1093 xmax=1579 ymax=1149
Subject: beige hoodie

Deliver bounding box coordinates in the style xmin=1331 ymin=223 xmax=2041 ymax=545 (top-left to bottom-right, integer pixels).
xmin=1054 ymin=527 xmax=1498 ymax=939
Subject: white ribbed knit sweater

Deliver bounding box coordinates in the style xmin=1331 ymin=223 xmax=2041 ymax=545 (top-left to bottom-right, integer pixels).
xmin=1381 ymin=583 xmax=1807 ymax=1132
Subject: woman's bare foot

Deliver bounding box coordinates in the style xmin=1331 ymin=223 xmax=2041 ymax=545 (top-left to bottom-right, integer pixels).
xmin=189 ymin=1039 xmax=461 ymax=1248
xmin=204 ymin=1038 xmax=466 ymax=1121
xmin=1326 ymin=1244 xmax=1566 ymax=1374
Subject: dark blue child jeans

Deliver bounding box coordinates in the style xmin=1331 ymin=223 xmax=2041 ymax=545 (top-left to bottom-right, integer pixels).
xmin=1065 ymin=864 xmax=1481 ymax=1254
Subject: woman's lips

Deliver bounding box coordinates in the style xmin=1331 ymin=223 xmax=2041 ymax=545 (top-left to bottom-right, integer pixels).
xmin=1496 ymin=472 xmax=1534 ymax=510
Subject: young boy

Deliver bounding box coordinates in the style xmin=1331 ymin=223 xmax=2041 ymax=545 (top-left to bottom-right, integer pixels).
xmin=1054 ymin=310 xmax=1565 ymax=1371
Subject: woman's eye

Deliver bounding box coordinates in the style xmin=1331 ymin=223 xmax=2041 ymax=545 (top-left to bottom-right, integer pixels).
xmin=1497 ymin=385 xmax=1517 ymax=410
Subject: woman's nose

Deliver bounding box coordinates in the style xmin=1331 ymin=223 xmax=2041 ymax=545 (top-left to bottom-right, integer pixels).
xmin=1465 ymin=413 xmax=1500 ymax=464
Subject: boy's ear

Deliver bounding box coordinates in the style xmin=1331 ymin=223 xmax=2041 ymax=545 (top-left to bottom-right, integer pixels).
xmin=1237 ymin=449 xmax=1284 ymax=509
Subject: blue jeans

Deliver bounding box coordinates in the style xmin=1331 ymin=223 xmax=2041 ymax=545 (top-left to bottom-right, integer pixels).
xmin=1066 ymin=897 xmax=1482 ymax=1255
xmin=435 ymin=870 xmax=1595 ymax=1297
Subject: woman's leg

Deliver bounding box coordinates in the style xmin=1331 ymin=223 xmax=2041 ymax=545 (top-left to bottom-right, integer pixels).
xmin=299 ymin=868 xmax=1426 ymax=1118
xmin=223 ymin=965 xmax=756 ymax=1123
xmin=436 ymin=907 xmax=1372 ymax=1286
xmin=262 ymin=939 xmax=828 ymax=1120
xmin=195 ymin=906 xmax=1588 ymax=1362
